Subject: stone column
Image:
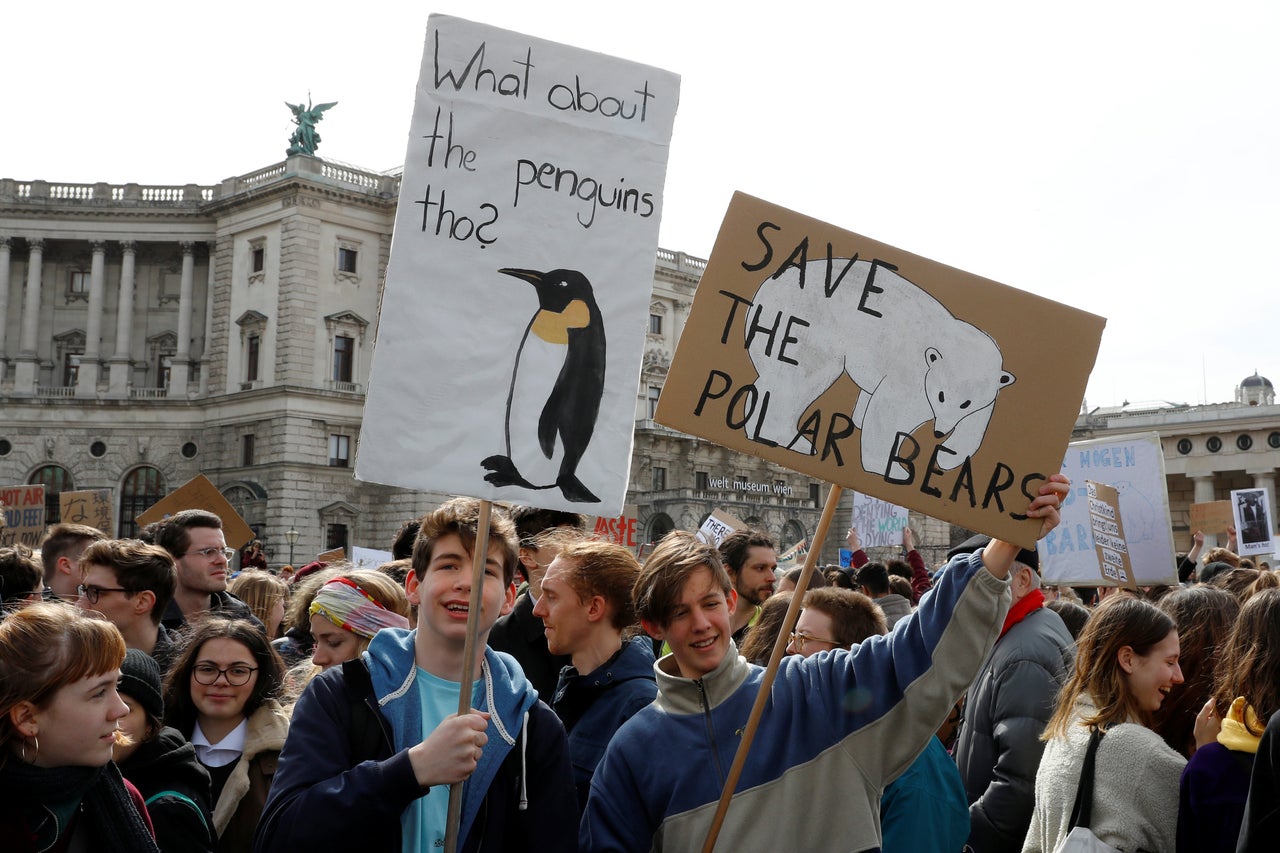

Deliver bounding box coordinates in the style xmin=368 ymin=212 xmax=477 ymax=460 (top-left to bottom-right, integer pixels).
xmin=168 ymin=242 xmax=195 ymax=395
xmin=199 ymin=241 xmax=215 ymax=396
xmin=13 ymin=238 xmax=44 ymax=390
xmin=78 ymin=241 xmax=108 ymax=395
xmin=107 ymin=240 xmax=137 ymax=395
xmin=1191 ymin=474 xmax=1218 ymax=548
xmin=0 ymin=238 xmax=10 ymax=383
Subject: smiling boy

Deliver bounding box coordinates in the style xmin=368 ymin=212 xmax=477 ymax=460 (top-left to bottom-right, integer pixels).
xmin=581 ymin=476 xmax=1070 ymax=853
xmin=256 ymin=499 xmax=577 ymax=853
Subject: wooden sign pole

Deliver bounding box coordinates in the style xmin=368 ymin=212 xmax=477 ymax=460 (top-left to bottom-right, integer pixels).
xmin=701 ymin=483 xmax=844 ymax=853
xmin=443 ymin=499 xmax=493 ymax=853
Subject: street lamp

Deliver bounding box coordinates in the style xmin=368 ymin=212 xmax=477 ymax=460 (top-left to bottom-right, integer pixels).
xmin=286 ymin=528 xmax=300 ymax=566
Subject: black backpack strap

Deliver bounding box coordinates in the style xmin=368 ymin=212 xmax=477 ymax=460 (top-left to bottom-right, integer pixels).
xmin=341 ymin=658 xmax=385 ymax=762
xmin=1067 ymin=726 xmax=1105 ymax=831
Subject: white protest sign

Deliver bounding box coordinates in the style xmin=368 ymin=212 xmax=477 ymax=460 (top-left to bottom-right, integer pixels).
xmin=353 ymin=547 xmax=394 ymax=569
xmin=1087 ymin=480 xmax=1135 ymax=588
xmin=356 ymin=15 xmax=680 ymax=515
xmin=1232 ymin=488 xmax=1275 ymax=557
xmin=1039 ymin=432 xmax=1177 ymax=586
xmin=695 ymin=508 xmax=747 ymax=548
xmin=851 ymin=492 xmax=909 ymax=548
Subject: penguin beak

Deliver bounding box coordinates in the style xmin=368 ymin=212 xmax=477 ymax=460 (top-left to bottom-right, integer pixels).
xmin=498 ymin=268 xmax=545 ymax=285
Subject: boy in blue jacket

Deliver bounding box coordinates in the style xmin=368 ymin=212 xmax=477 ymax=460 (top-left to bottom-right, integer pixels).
xmin=580 ymin=476 xmax=1068 ymax=853
xmin=255 ymin=499 xmax=577 ymax=853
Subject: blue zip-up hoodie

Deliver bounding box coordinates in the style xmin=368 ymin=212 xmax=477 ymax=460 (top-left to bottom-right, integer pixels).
xmin=365 ymin=628 xmax=537 ymax=845
xmin=580 ymin=549 xmax=1010 ymax=852
xmin=254 ymin=629 xmax=578 ymax=853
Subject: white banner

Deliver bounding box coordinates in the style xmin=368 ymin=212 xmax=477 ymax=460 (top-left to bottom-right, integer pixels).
xmin=356 ymin=15 xmax=680 ymax=514
xmin=851 ymin=492 xmax=909 ymax=549
xmin=1039 ymin=432 xmax=1177 ymax=586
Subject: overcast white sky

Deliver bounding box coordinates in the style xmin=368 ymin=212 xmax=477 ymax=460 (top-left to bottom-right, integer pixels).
xmin=6 ymin=1 xmax=1277 ymax=408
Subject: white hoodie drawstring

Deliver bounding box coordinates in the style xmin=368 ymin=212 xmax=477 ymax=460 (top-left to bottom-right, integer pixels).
xmin=519 ymin=709 xmax=529 ymax=811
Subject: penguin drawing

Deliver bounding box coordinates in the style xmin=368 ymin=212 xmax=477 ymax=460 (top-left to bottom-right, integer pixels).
xmin=481 ymin=267 xmax=606 ymax=504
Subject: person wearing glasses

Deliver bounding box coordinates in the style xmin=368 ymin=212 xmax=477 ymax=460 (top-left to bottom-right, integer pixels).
xmin=75 ymin=539 xmax=182 ymax=672
xmin=38 ymin=522 xmax=105 ymax=601
xmin=162 ymin=618 xmax=287 ymax=853
xmin=785 ymin=587 xmax=969 ymax=853
xmin=149 ymin=510 xmax=257 ymax=632
xmin=0 ymin=545 xmax=45 ymax=614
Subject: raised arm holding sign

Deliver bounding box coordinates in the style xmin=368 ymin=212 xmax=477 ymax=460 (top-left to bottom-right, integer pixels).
xmin=581 ymin=476 xmax=1068 ymax=852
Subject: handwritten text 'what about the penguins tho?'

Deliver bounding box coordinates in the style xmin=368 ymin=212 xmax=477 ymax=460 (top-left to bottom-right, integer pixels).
xmin=413 ymin=32 xmax=663 ymax=246
xmin=656 ymin=193 xmax=1105 ymax=547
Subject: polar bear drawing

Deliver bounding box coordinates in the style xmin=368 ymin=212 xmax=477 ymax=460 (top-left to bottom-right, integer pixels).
xmin=745 ymin=257 xmax=1015 ymax=480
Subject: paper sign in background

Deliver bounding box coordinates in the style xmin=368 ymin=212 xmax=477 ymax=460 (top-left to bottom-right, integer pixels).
xmin=0 ymin=485 xmax=45 ymax=548
xmin=851 ymin=493 xmax=910 ymax=549
xmin=656 ymin=193 xmax=1104 ymax=548
xmin=1232 ymin=488 xmax=1274 ymax=557
xmin=135 ymin=474 xmax=254 ymax=549
xmin=1087 ymin=480 xmax=1135 ymax=587
xmin=59 ymin=489 xmax=113 ymax=536
xmin=357 ymin=15 xmax=680 ymax=515
xmin=1189 ymin=500 xmax=1234 ymax=536
xmin=1039 ymin=432 xmax=1177 ymax=586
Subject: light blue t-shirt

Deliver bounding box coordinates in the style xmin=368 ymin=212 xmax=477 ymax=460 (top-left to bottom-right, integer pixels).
xmin=403 ymin=668 xmax=480 ymax=853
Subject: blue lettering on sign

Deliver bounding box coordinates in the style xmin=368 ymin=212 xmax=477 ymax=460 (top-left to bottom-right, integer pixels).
xmin=1043 ymin=523 xmax=1091 ymax=556
xmin=1078 ymin=446 xmax=1138 ymax=469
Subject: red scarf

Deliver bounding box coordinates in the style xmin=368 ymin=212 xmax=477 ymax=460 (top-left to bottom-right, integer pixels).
xmin=1000 ymin=587 xmax=1045 ymax=639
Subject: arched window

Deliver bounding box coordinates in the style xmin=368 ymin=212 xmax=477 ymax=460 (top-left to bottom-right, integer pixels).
xmin=645 ymin=513 xmax=675 ymax=550
xmin=118 ymin=466 xmax=166 ymax=539
xmin=28 ymin=464 xmax=74 ymax=525
xmin=780 ymin=520 xmax=807 ymax=551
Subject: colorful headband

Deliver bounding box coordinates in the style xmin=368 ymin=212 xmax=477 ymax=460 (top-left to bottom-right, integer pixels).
xmin=309 ymin=577 xmax=409 ymax=639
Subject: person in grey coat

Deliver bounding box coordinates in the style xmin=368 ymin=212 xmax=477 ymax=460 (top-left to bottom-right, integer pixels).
xmin=950 ymin=535 xmax=1075 ymax=853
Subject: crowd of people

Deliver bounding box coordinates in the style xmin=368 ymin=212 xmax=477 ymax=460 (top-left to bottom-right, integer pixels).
xmin=2 ymin=483 xmax=1280 ymax=851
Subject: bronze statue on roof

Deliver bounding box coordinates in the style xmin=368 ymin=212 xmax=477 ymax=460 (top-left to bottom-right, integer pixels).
xmin=286 ymin=96 xmax=338 ymax=156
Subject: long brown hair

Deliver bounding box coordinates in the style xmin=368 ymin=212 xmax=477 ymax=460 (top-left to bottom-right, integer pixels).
xmin=1044 ymin=596 xmax=1175 ymax=738
xmin=1154 ymin=586 xmax=1239 ymax=756
xmin=1211 ymin=588 xmax=1280 ymax=735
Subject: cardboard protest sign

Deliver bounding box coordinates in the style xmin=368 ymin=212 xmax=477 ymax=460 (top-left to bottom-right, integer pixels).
xmin=1087 ymin=481 xmax=1136 ymax=588
xmin=356 ymin=15 xmax=680 ymax=515
xmin=1232 ymin=488 xmax=1274 ymax=556
xmin=695 ymin=508 xmax=747 ymax=548
xmin=1189 ymin=500 xmax=1234 ymax=535
xmin=353 ymin=547 xmax=394 ymax=568
xmin=316 ymin=547 xmax=347 ymax=564
xmin=851 ymin=492 xmax=909 ymax=549
xmin=777 ymin=539 xmax=809 ymax=566
xmin=134 ymin=474 xmax=254 ymax=549
xmin=59 ymin=489 xmax=113 ymax=536
xmin=655 ymin=193 xmax=1104 ymax=547
xmin=0 ymin=485 xmax=45 ymax=548
xmin=1039 ymin=432 xmax=1177 ymax=586
xmin=590 ymin=505 xmax=641 ymax=550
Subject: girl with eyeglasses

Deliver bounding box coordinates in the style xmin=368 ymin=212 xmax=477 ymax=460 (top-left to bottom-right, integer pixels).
xmin=162 ymin=618 xmax=287 ymax=853
xmin=0 ymin=602 xmax=161 ymax=851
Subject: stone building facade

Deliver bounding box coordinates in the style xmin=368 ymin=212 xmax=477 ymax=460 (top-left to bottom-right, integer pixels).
xmin=0 ymin=157 xmax=849 ymax=566
xmin=3 ymin=156 xmax=1273 ymax=570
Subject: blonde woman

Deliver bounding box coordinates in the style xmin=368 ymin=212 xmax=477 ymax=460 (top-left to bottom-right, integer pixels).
xmin=228 ymin=571 xmax=289 ymax=640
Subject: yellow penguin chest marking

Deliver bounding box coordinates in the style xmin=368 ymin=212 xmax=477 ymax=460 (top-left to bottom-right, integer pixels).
xmin=531 ymin=299 xmax=591 ymax=344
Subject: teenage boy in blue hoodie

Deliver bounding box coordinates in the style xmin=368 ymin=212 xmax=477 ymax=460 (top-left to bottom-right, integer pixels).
xmin=580 ymin=475 xmax=1069 ymax=853
xmin=255 ymin=499 xmax=577 ymax=853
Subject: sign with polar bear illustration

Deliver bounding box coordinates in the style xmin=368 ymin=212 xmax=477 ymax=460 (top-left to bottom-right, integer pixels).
xmin=656 ymin=193 xmax=1105 ymax=548
xmin=1038 ymin=432 xmax=1177 ymax=585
